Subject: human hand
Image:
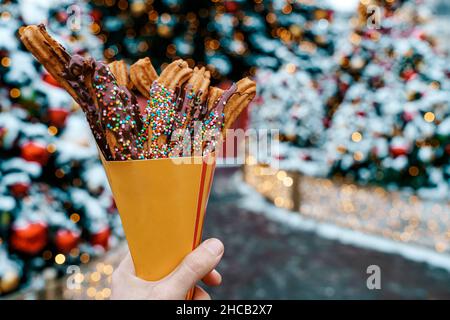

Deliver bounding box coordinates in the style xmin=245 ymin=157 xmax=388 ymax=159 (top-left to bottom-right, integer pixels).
xmin=111 ymin=238 xmax=224 ymax=300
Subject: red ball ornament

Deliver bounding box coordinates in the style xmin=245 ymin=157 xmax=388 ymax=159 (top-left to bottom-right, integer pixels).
xmin=401 ymin=69 xmax=417 ymax=81
xmin=224 ymin=1 xmax=238 ymax=12
xmin=356 ymin=111 xmax=366 ymax=117
xmin=390 ymin=145 xmax=408 ymax=157
xmin=403 ymin=111 xmax=415 ymax=122
xmin=21 ymin=142 xmax=50 ymax=165
xmin=10 ymin=222 xmax=48 ymax=255
xmin=55 ymin=12 xmax=68 ymax=23
xmin=9 ymin=182 xmax=29 ymax=197
xmin=90 ymin=9 xmax=102 ymax=22
xmin=91 ymin=227 xmax=110 ymax=249
xmin=48 ymin=108 xmax=70 ymax=127
xmin=55 ymin=229 xmax=80 ymax=253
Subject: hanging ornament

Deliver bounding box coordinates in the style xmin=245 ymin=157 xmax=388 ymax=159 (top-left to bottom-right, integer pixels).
xmin=48 ymin=108 xmax=70 ymax=128
xmin=390 ymin=144 xmax=409 ymax=157
xmin=90 ymin=227 xmax=110 ymax=249
xmin=9 ymin=182 xmax=30 ymax=198
xmin=10 ymin=222 xmax=48 ymax=255
xmin=55 ymin=229 xmax=80 ymax=254
xmin=21 ymin=142 xmax=50 ymax=166
xmin=224 ymin=1 xmax=239 ymax=13
xmin=400 ymin=69 xmax=417 ymax=81
xmin=0 ymin=248 xmax=21 ymax=295
xmin=55 ymin=11 xmax=68 ymax=24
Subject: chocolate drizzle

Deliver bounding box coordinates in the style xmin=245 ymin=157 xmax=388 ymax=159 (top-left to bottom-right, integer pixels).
xmin=63 ymin=55 xmax=145 ymax=160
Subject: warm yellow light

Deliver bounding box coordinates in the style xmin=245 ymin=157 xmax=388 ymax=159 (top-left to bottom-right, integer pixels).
xmin=351 ymin=131 xmax=362 ymax=142
xmin=424 ymin=112 xmax=435 ymax=122
xmin=353 ymin=151 xmax=363 ymax=161
xmin=55 ymin=254 xmax=66 ymax=265
xmin=55 ymin=169 xmax=65 ymax=178
xmin=70 ymin=248 xmax=80 ymax=257
xmin=102 ymin=288 xmax=112 ymax=298
xmin=10 ymin=88 xmax=20 ymax=99
xmin=95 ymin=292 xmax=105 ymax=300
xmin=90 ymin=272 xmax=101 ymax=282
xmin=408 ymin=166 xmax=419 ymax=176
xmin=86 ymin=287 xmax=96 ymax=298
xmin=80 ymin=253 xmax=90 ymax=263
xmin=103 ymin=265 xmax=114 ymax=275
xmin=285 ymin=63 xmax=296 ymax=73
xmin=266 ymin=12 xmax=276 ymax=24
xmin=282 ymin=4 xmax=292 ymax=14
xmin=274 ymin=197 xmax=285 ymax=207
xmin=70 ymin=213 xmax=80 ymax=223
xmin=283 ymin=177 xmax=293 ymax=187
xmin=1 ymin=57 xmax=10 ymax=67
xmin=246 ymin=156 xmax=256 ymax=165
xmin=276 ymin=170 xmax=287 ymax=180
xmin=47 ymin=144 xmax=57 ymax=153
xmin=48 ymin=126 xmax=58 ymax=136
xmin=74 ymin=273 xmax=84 ymax=283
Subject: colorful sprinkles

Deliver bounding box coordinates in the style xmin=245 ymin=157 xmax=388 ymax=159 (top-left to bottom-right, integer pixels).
xmin=143 ymin=81 xmax=176 ymax=158
xmin=92 ymin=63 xmax=146 ymax=160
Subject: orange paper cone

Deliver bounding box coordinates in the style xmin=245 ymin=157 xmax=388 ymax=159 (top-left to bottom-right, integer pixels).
xmin=101 ymin=156 xmax=216 ymax=299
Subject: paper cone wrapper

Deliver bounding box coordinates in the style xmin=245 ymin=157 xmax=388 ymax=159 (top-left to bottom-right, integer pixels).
xmin=101 ymin=156 xmax=216 ymax=299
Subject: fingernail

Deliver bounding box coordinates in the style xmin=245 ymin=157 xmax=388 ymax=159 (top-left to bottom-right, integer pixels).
xmin=203 ymin=238 xmax=224 ymax=256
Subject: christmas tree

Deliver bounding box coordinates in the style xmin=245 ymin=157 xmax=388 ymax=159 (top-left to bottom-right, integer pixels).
xmin=247 ymin=0 xmax=341 ymax=174
xmin=92 ymin=0 xmax=336 ymax=81
xmin=326 ymin=0 xmax=450 ymax=198
xmin=249 ymin=0 xmax=450 ymax=198
xmin=0 ymin=0 xmax=121 ymax=295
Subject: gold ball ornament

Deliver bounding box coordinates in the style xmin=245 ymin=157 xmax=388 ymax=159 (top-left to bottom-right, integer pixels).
xmin=0 ymin=269 xmax=20 ymax=295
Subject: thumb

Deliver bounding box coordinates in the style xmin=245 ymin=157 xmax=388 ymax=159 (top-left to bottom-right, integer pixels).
xmin=166 ymin=238 xmax=224 ymax=294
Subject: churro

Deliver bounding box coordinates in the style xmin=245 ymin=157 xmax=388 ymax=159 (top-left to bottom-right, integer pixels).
xmin=142 ymin=60 xmax=193 ymax=158
xmin=21 ymin=24 xmax=146 ymax=160
xmin=129 ymin=57 xmax=158 ymax=99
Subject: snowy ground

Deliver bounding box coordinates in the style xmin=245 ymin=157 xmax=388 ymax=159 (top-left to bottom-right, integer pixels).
xmin=204 ymin=168 xmax=450 ymax=299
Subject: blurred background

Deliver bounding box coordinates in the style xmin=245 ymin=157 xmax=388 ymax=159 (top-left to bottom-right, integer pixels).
xmin=0 ymin=0 xmax=449 ymax=299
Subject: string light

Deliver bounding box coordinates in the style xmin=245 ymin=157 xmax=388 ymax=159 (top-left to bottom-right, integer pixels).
xmin=70 ymin=213 xmax=81 ymax=223
xmin=424 ymin=112 xmax=435 ymax=122
xmin=1 ymin=57 xmax=10 ymax=67
xmin=244 ymin=162 xmax=450 ymax=253
xmin=55 ymin=254 xmax=66 ymax=265
xmin=80 ymin=253 xmax=90 ymax=263
xmin=9 ymin=88 xmax=20 ymax=98
xmin=48 ymin=126 xmax=58 ymax=136
xmin=351 ymin=131 xmax=362 ymax=142
xmin=46 ymin=143 xmax=57 ymax=153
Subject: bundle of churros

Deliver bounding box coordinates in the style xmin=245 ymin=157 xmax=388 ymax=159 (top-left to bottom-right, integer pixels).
xmin=20 ymin=24 xmax=256 ymax=161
